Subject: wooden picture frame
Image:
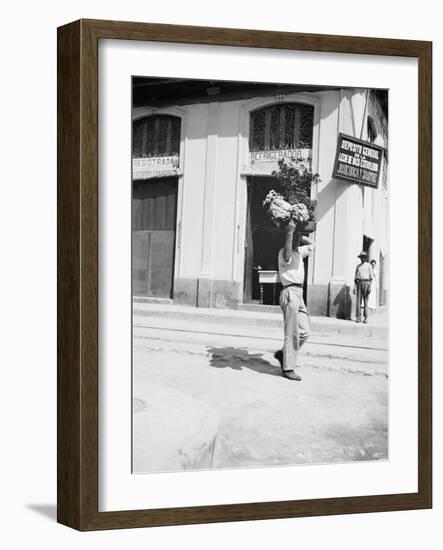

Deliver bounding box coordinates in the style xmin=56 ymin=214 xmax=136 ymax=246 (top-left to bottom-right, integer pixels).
xmin=57 ymin=19 xmax=432 ymax=530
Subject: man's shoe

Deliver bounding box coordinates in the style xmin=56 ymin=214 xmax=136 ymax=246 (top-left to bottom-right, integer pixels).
xmin=282 ymin=370 xmax=302 ymax=381
xmin=356 ymin=319 xmax=361 ymax=323
xmin=363 ymin=318 xmax=368 ymax=324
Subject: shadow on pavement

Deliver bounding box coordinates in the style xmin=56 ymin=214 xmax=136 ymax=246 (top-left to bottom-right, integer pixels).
xmin=207 ymin=346 xmax=281 ymax=377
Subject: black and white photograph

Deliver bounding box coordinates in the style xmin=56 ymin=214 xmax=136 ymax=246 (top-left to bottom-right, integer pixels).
xmin=131 ymin=77 xmax=389 ymax=474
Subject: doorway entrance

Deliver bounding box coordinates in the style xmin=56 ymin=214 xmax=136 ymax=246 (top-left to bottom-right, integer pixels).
xmin=132 ymin=177 xmax=178 ymax=298
xmin=243 ymin=176 xmax=309 ymax=305
xmin=362 ymin=235 xmax=374 ymax=257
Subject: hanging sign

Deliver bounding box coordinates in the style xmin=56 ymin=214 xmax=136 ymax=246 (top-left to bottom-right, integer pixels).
xmin=332 ymin=133 xmax=383 ymax=188
xmin=133 ymin=156 xmax=179 ymax=180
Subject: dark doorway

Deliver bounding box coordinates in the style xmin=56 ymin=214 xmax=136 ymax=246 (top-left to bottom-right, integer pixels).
xmin=243 ymin=176 xmax=309 ymax=305
xmin=132 ymin=177 xmax=178 ymax=298
xmin=363 ymin=235 xmax=374 ymax=257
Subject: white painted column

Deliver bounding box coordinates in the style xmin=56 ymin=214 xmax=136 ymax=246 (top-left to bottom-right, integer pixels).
xmin=198 ymin=102 xmax=219 ymax=306
xmin=331 ymin=89 xmax=367 ymax=285
xmin=328 ymin=89 xmax=367 ymax=318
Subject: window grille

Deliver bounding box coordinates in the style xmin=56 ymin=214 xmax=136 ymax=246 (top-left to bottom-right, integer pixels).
xmin=250 ymin=103 xmax=314 ymax=152
xmin=133 ymin=115 xmax=181 ymax=157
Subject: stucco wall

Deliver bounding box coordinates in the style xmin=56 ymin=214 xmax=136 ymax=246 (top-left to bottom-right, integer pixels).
xmin=137 ymin=88 xmax=388 ymax=313
xmin=178 ymin=104 xmax=207 ymax=279
xmin=175 ymin=100 xmax=244 ymax=306
xmin=213 ymin=101 xmax=242 ymax=282
xmin=312 ymin=90 xmax=340 ymax=286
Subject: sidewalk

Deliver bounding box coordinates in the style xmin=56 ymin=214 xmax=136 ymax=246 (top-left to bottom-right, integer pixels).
xmin=133 ymin=300 xmax=388 ymax=339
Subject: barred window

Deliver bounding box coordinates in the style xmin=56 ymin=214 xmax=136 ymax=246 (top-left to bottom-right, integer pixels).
xmin=133 ymin=115 xmax=181 ymax=157
xmin=250 ymin=103 xmax=314 ymax=152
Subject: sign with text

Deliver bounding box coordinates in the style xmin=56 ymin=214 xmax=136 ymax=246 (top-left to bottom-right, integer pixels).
xmin=133 ymin=156 xmax=179 ymax=180
xmin=332 ymin=134 xmax=383 ymax=188
xmin=250 ymin=148 xmax=311 ymax=164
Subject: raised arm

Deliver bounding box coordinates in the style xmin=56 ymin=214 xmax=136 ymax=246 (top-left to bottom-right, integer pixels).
xmin=300 ymin=235 xmax=314 ymax=246
xmin=283 ymin=220 xmax=296 ymax=262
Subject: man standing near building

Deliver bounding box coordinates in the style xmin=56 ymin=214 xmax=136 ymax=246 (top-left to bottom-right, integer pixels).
xmin=275 ymin=220 xmax=314 ymax=381
xmin=353 ymin=251 xmax=373 ymax=323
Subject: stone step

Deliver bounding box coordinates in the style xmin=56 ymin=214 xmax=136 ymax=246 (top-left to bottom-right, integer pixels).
xmin=133 ymin=301 xmax=388 ymax=339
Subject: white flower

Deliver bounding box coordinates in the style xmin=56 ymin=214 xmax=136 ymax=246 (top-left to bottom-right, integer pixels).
xmin=290 ymin=202 xmax=309 ymax=222
xmin=263 ymin=190 xmax=293 ymax=221
xmin=264 ymin=191 xmax=310 ymax=224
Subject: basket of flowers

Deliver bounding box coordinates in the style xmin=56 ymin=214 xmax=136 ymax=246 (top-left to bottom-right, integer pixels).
xmin=263 ymin=159 xmax=319 ymax=232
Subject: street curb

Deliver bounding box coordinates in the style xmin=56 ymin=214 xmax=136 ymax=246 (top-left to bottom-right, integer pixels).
xmin=133 ymin=304 xmax=388 ymax=339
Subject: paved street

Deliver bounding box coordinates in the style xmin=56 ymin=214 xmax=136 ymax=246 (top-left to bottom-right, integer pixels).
xmin=133 ymin=309 xmax=388 ymax=472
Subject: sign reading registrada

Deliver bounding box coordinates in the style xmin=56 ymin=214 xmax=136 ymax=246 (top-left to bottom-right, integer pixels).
xmin=133 ymin=156 xmax=179 ymax=180
xmin=332 ymin=133 xmax=383 ymax=188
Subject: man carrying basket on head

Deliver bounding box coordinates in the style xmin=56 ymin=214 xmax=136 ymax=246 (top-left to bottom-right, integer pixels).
xmin=274 ymin=220 xmax=314 ymax=381
xmin=262 ymin=161 xmax=318 ymax=382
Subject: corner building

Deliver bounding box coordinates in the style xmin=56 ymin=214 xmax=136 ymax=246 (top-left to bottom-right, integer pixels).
xmin=132 ymin=80 xmax=388 ymax=317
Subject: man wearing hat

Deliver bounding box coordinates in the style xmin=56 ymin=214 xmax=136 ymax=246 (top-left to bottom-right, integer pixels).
xmin=353 ymin=251 xmax=373 ymax=323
